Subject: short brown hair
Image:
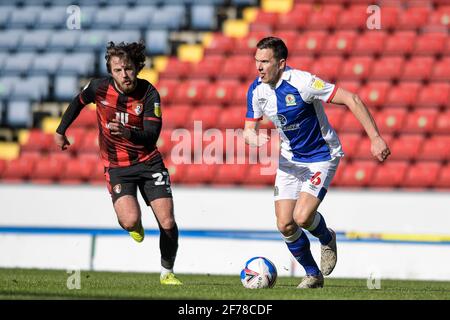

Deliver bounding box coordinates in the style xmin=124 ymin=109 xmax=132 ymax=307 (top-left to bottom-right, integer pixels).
xmin=105 ymin=41 xmax=146 ymax=73
xmin=256 ymin=37 xmax=288 ymax=61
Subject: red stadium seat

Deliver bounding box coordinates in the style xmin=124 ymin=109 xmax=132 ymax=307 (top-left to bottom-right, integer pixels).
xmin=288 ymin=56 xmax=314 ymax=71
xmin=234 ymin=32 xmax=270 ymax=55
xmin=214 ymin=164 xmax=248 ymax=185
xmin=181 ymin=164 xmax=216 ymax=184
xmin=310 ymin=56 xmax=343 ymax=82
xmin=375 ymin=6 xmax=400 ymax=30
xmin=29 ymin=154 xmax=68 ymax=183
xmin=65 ymin=127 xmax=87 ymax=154
xmin=431 ymin=57 xmax=450 ymax=82
xmin=88 ymin=161 xmax=106 ymax=185
xmin=370 ymin=161 xmax=408 ymax=188
xmin=340 ymin=110 xmax=365 ymax=133
xmin=189 ymin=105 xmax=222 ymax=129
xmin=385 ymin=82 xmax=421 ymax=109
xmin=325 ymin=106 xmax=345 ymax=131
xmin=335 ymin=81 xmax=361 ymax=93
xmin=173 ymin=80 xmax=209 ymax=105
xmin=330 ymin=158 xmax=346 ymax=187
xmin=162 ymin=105 xmax=190 ymax=129
xmin=435 ymin=111 xmax=450 ymax=134
xmin=159 ymin=58 xmax=192 ymax=80
xmin=417 ymin=135 xmax=450 ymax=161
xmin=190 ymin=55 xmax=224 ymax=80
xmin=358 ymin=81 xmax=390 ymax=108
xmin=1 ymin=157 xmax=36 ymax=182
xmin=0 ymin=159 xmax=5 ymax=178
xmin=353 ymin=31 xmax=387 ymax=55
xmin=402 ymin=161 xmax=441 ymax=189
xmin=370 ymin=56 xmax=404 ymax=81
xmin=389 ymin=134 xmax=424 ymax=161
xmin=204 ymin=80 xmax=239 ymax=106
xmin=276 ymin=3 xmax=312 ymax=31
xmin=59 ymin=156 xmax=96 ymax=184
xmin=156 ymin=129 xmax=174 ymax=156
xmin=245 ymin=164 xmax=276 ymax=186
xmin=229 ymin=84 xmax=248 ymax=105
xmin=416 ymin=83 xmax=450 ymax=109
xmin=428 ymin=6 xmax=450 ymax=29
xmin=339 ymin=132 xmax=362 ymax=159
xmin=308 ymin=4 xmax=341 ymax=30
xmin=336 ymin=5 xmax=369 ymax=30
xmin=339 ymin=160 xmax=377 ymax=187
xmin=413 ymin=32 xmax=447 ymax=56
xmin=71 ymin=108 xmax=96 ymax=128
xmin=21 ymin=129 xmax=53 ymax=153
xmin=375 ymin=109 xmax=407 ymax=135
xmin=435 ymin=164 xmax=450 ymax=189
xmin=384 ymin=31 xmax=416 ymax=55
xmin=401 ymin=57 xmax=435 ymax=82
xmin=323 ymin=31 xmax=357 ymax=55
xmin=340 ymin=56 xmax=373 ymax=81
xmin=156 ymin=79 xmax=179 ymax=105
xmin=204 ymin=33 xmax=235 ymax=55
xmin=293 ymin=31 xmax=328 ymax=56
xmin=353 ymin=135 xmax=393 ymax=160
xmin=221 ymin=55 xmax=255 ymax=81
xmin=217 ymin=106 xmax=246 ymax=129
xmin=250 ymin=12 xmax=279 ymax=32
xmin=398 ymin=7 xmax=430 ymax=30
xmin=78 ymin=129 xmax=99 ymax=154
xmin=164 ymin=160 xmax=186 ymax=184
xmin=273 ymin=31 xmax=298 ymax=51
xmin=403 ymin=109 xmax=438 ymax=134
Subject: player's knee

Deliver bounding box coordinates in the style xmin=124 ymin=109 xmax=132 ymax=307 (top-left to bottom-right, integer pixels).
xmin=276 ymin=220 xmax=297 ymax=236
xmin=159 ymin=217 xmax=175 ymax=230
xmin=293 ymin=212 xmax=314 ymax=228
xmin=119 ymin=219 xmax=140 ymax=231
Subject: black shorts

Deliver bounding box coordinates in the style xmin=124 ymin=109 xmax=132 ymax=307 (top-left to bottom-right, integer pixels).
xmin=106 ymin=155 xmax=173 ymax=205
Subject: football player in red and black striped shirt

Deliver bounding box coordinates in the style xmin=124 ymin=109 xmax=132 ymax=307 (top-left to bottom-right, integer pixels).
xmin=55 ymin=41 xmax=182 ymax=285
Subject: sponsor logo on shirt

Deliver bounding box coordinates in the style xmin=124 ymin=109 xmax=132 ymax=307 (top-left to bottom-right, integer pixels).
xmin=310 ymin=77 xmax=325 ymax=90
xmin=154 ymin=103 xmax=161 ymax=117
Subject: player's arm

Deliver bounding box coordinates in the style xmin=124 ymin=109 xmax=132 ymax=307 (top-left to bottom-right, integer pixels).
xmin=55 ymin=80 xmax=97 ymax=150
xmin=330 ymin=87 xmax=390 ymax=162
xmin=109 ymin=88 xmax=161 ymax=148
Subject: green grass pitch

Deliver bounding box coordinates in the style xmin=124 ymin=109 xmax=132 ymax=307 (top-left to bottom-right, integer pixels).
xmin=0 ymin=268 xmax=449 ymax=300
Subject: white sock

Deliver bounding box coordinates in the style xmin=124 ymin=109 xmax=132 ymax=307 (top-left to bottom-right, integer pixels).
xmin=161 ymin=266 xmax=173 ymax=278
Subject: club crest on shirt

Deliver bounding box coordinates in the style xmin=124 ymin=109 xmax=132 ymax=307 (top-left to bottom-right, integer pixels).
xmin=154 ymin=103 xmax=161 ymax=117
xmin=285 ymin=94 xmax=296 ymax=106
xmin=135 ymin=104 xmax=143 ymax=115
xmin=113 ymin=184 xmax=121 ymax=194
xmin=310 ymin=77 xmax=325 ymax=90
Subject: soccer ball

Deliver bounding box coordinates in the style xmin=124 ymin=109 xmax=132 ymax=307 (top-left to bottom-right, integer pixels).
xmin=240 ymin=257 xmax=277 ymax=289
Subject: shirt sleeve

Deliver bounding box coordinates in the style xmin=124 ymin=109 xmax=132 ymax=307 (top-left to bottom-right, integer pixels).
xmin=298 ymin=71 xmax=338 ymax=104
xmin=245 ymin=79 xmax=263 ymax=121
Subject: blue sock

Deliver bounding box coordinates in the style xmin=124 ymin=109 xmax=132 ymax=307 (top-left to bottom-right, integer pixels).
xmin=284 ymin=228 xmax=320 ymax=276
xmin=307 ymin=212 xmax=332 ymax=245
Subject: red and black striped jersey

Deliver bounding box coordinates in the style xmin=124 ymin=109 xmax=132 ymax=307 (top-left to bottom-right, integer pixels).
xmin=57 ymin=77 xmax=162 ymax=168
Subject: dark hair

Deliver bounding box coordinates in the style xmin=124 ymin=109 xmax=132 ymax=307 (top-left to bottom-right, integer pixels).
xmin=105 ymin=41 xmax=146 ymax=73
xmin=256 ymin=37 xmax=288 ymax=61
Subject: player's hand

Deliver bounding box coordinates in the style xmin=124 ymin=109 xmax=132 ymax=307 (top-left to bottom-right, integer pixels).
xmin=371 ymin=135 xmax=391 ymax=162
xmin=108 ymin=118 xmax=131 ymax=139
xmin=54 ymin=133 xmax=70 ymax=150
xmin=243 ymin=129 xmax=270 ymax=147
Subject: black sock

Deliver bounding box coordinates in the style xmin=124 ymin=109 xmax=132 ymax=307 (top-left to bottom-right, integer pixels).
xmin=159 ymin=222 xmax=179 ymax=270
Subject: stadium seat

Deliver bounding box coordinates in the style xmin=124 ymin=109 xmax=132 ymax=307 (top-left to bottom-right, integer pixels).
xmin=340 ymin=56 xmax=373 ymax=81
xmin=417 ymin=135 xmax=450 ymax=161
xmin=234 ymin=31 xmax=271 ymax=55
xmin=88 ymin=160 xmax=106 ymax=185
xmin=353 ymin=135 xmax=393 ymax=160
xmin=435 ymin=164 xmax=450 ymax=189
xmin=164 ymin=160 xmax=186 ymax=184
xmin=339 ymin=160 xmax=377 ymax=188
xmin=159 ymin=58 xmax=192 ymax=80
xmin=29 ymin=53 xmax=63 ymax=76
xmin=431 ymin=57 xmax=450 ymax=82
xmin=230 ymin=84 xmax=249 ymax=105
xmin=59 ymin=156 xmax=96 ymax=184
xmin=10 ymin=76 xmax=46 ymax=100
xmin=402 ymin=161 xmax=441 ymax=189
xmin=188 ymin=105 xmax=222 ymax=129
xmin=323 ymin=106 xmax=344 ymax=132
xmin=374 ymin=5 xmax=399 ymax=30
xmin=54 ymin=76 xmax=78 ymax=101
xmin=323 ymin=31 xmax=357 ymax=56
xmin=413 ymin=32 xmax=447 ymax=56
xmin=250 ymin=11 xmax=279 ymax=32
xmin=190 ymin=55 xmax=224 ymax=80
xmin=7 ymin=6 xmax=40 ymax=28
xmin=180 ymin=164 xmax=216 ymax=184
xmin=92 ymin=6 xmax=126 ymax=28
xmin=6 ymin=100 xmax=32 ymax=128
xmin=122 ymin=6 xmax=155 ymax=30
xmin=78 ymin=129 xmax=99 ymax=154
xmin=221 ymin=55 xmax=255 ymax=80
xmin=156 ymin=129 xmax=174 ymax=156
xmin=29 ymin=153 xmax=69 ymax=184
xmin=149 ymin=5 xmax=187 ymax=30
xmin=204 ymin=33 xmax=235 ymax=55
xmin=293 ymin=31 xmax=328 ymax=56
xmin=385 ymin=82 xmax=421 ymax=109
xmin=173 ymin=80 xmax=209 ymax=105
xmin=357 ymin=81 xmax=390 ymax=108
xmin=375 ymin=109 xmax=407 ymax=135
xmin=275 ymin=3 xmax=311 ymax=31
xmin=370 ymin=56 xmax=404 ymax=81
xmin=336 ymin=5 xmax=368 ymax=30
xmin=217 ymin=105 xmax=246 ymax=129
xmin=59 ymin=53 xmax=95 ymax=76
xmin=338 ymin=132 xmax=362 ymax=159
xmin=77 ymin=30 xmax=107 ymax=51
xmin=288 ymin=56 xmax=313 ymax=71
xmin=340 ymin=110 xmax=365 ymax=133
xmin=191 ymin=4 xmax=216 ymax=30
xmin=214 ymin=164 xmax=248 ymax=185
xmin=1 ymin=157 xmax=36 ymax=182
xmin=384 ymin=31 xmax=416 ymax=55
xmin=3 ymin=53 xmax=35 ymax=76
xmin=71 ymin=108 xmax=97 ymax=129
xmin=18 ymin=30 xmax=52 ymax=52
xmin=310 ymin=56 xmax=343 ymax=82
xmin=145 ymin=30 xmax=170 ymax=55
xmin=335 ymin=81 xmax=361 ymax=94
xmin=244 ymin=164 xmax=275 ymax=186
xmin=21 ymin=129 xmax=54 ymax=153
xmin=403 ymin=109 xmax=438 ymax=134
xmin=353 ymin=31 xmax=387 ymax=55
xmin=416 ymin=83 xmax=450 ymax=109
xmin=435 ymin=111 xmax=450 ymax=134
xmin=156 ymin=79 xmax=178 ymax=105
xmin=370 ymin=161 xmax=409 ymax=188
xmin=307 ymin=4 xmax=341 ymax=30
xmin=0 ymin=6 xmax=14 ymax=29
xmin=389 ymin=134 xmax=424 ymax=161
xmin=0 ymin=30 xmax=24 ymax=51
xmin=48 ymin=31 xmax=80 ymax=51
xmin=401 ymin=57 xmax=435 ymax=81
xmin=204 ymin=80 xmax=239 ymax=106
xmin=35 ymin=6 xmax=67 ymax=28
xmin=398 ymin=7 xmax=430 ymax=30
xmin=64 ymin=127 xmax=87 ymax=154
xmin=162 ymin=105 xmax=191 ymax=129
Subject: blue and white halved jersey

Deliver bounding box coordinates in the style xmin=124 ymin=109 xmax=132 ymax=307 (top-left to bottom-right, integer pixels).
xmin=246 ymin=67 xmax=344 ymax=163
